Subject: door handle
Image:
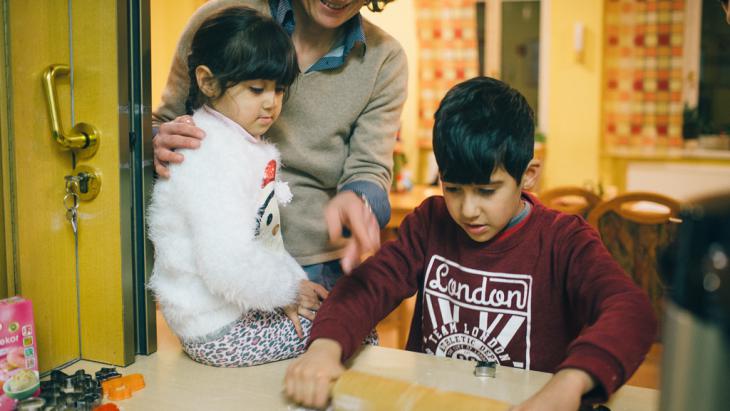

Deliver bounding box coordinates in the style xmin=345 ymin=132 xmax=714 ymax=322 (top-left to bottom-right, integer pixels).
xmin=42 ymin=64 xmax=100 ymax=158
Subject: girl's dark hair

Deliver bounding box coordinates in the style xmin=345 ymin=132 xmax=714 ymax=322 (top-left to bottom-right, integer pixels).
xmin=186 ymin=6 xmax=299 ymax=113
xmin=433 ymin=77 xmax=535 ymax=185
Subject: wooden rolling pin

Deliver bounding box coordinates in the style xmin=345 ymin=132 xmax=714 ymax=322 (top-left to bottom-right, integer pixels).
xmin=331 ymin=370 xmax=510 ymax=411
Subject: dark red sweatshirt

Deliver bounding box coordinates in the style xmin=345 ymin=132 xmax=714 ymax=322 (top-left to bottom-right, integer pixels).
xmin=310 ymin=194 xmax=656 ymax=400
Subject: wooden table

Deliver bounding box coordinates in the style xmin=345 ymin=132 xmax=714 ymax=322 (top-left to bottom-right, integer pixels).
xmin=63 ymin=345 xmax=658 ymax=410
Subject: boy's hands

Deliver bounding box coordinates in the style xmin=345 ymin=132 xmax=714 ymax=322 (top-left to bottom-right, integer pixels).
xmin=324 ymin=191 xmax=380 ymax=274
xmin=153 ymin=115 xmax=206 ymax=177
xmin=285 ymin=339 xmax=344 ymax=409
xmin=284 ymin=280 xmax=329 ymax=338
xmin=510 ymin=368 xmax=595 ymax=411
xmin=286 ymin=351 xmax=594 ymax=411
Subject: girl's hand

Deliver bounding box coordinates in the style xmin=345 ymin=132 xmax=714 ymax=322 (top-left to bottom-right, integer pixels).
xmin=283 ymin=304 xmax=304 ymax=339
xmin=285 ymin=339 xmax=344 ymax=409
xmin=283 ymin=280 xmax=329 ymax=339
xmin=324 ymin=191 xmax=380 ymax=274
xmin=153 ymin=115 xmax=206 ymax=178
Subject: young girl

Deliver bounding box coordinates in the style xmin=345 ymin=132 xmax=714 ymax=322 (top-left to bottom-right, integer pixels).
xmin=147 ymin=6 xmax=327 ymax=367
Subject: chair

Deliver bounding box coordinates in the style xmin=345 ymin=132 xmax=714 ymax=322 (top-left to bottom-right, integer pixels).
xmin=375 ymin=296 xmax=417 ymax=350
xmin=587 ymin=192 xmax=681 ymax=333
xmin=539 ymin=186 xmax=602 ymax=217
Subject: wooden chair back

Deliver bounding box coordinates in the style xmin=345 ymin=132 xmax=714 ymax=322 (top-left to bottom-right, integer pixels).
xmin=587 ymin=192 xmax=682 ymax=334
xmin=540 ymin=186 xmax=602 ymax=217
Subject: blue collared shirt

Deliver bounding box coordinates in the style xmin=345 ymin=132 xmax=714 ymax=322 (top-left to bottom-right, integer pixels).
xmin=269 ymin=0 xmax=366 ymax=72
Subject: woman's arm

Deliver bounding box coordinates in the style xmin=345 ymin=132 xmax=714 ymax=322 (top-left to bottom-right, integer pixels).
xmin=330 ymin=39 xmax=409 ymax=271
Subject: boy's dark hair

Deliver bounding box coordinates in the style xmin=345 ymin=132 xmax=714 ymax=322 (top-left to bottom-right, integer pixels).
xmin=186 ymin=6 xmax=299 ymax=113
xmin=433 ymin=76 xmax=535 ymax=185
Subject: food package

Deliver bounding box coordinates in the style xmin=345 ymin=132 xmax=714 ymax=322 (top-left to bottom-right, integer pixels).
xmin=0 ymin=297 xmax=39 ymax=410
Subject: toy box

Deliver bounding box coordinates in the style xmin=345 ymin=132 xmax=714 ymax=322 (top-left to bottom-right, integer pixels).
xmin=0 ymin=297 xmax=39 ymax=409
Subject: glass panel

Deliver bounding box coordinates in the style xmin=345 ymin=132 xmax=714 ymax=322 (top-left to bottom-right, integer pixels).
xmin=476 ymin=1 xmax=486 ymax=76
xmin=698 ymin=0 xmax=730 ymax=136
xmin=501 ymin=1 xmax=540 ymax=118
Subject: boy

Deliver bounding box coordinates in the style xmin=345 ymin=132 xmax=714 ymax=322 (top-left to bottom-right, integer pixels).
xmin=284 ymin=77 xmax=656 ymax=410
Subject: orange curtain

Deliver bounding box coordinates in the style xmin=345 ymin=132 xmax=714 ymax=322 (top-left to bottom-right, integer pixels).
xmin=416 ymin=0 xmax=479 ymax=142
xmin=603 ymin=0 xmax=685 ymax=149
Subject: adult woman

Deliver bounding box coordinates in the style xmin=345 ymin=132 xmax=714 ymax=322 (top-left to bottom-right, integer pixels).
xmin=152 ymin=0 xmax=407 ymax=292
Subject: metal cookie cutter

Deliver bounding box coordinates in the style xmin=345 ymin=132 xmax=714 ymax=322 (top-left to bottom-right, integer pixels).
xmin=474 ymin=360 xmax=497 ymax=378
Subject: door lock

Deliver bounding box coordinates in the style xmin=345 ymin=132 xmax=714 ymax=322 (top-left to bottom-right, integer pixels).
xmin=65 ymin=165 xmax=101 ymax=201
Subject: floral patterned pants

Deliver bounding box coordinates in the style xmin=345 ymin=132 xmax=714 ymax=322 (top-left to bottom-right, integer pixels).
xmin=182 ymin=309 xmax=311 ymax=367
xmin=184 ymin=261 xmax=377 ymax=367
xmin=182 ymin=309 xmax=378 ymax=367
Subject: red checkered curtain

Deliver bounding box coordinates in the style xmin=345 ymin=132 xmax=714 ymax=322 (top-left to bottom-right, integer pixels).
xmin=416 ymin=0 xmax=479 ymax=142
xmin=603 ymin=0 xmax=685 ymax=149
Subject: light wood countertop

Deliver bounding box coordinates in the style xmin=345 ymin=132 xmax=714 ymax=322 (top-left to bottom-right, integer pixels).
xmin=61 ymin=314 xmax=658 ymax=410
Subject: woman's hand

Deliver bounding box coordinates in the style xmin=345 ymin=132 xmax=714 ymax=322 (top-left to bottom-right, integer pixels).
xmin=285 ymin=339 xmax=344 ymax=409
xmin=283 ymin=280 xmax=329 ymax=338
xmin=153 ymin=115 xmax=206 ymax=177
xmin=298 ymin=280 xmax=329 ymax=320
xmin=324 ymin=191 xmax=380 ymax=274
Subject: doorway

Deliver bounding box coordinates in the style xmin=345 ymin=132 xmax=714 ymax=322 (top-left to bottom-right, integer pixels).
xmin=0 ymin=0 xmax=155 ymax=372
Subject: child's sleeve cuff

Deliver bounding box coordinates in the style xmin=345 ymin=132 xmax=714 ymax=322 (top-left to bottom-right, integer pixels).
xmin=556 ymin=344 xmax=625 ymax=403
xmin=309 ymin=318 xmax=358 ymax=362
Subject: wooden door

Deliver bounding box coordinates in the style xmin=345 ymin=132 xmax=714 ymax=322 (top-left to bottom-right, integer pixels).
xmin=0 ymin=0 xmax=143 ymax=371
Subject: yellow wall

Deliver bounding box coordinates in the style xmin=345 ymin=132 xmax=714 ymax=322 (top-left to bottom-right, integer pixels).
xmin=150 ymin=1 xmax=206 ymax=109
xmin=543 ymin=0 xmax=604 ymax=189
xmin=151 ymin=1 xmax=609 ymax=192
xmin=362 ymin=0 xmax=420 ymax=182
xmin=369 ymin=0 xmax=607 ymax=190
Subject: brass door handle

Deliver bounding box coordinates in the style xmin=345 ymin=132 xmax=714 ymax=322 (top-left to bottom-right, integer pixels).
xmin=42 ymin=64 xmax=100 ymax=158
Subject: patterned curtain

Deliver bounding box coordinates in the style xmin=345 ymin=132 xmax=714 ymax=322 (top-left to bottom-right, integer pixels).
xmin=603 ymin=0 xmax=685 ymax=149
xmin=416 ymin=0 xmax=479 ymax=142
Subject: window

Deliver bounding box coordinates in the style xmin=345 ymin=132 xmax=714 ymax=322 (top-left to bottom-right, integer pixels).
xmin=477 ymin=0 xmax=545 ymax=129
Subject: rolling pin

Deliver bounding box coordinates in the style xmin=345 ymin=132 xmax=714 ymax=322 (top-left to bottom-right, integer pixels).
xmin=331 ymin=370 xmax=510 ymax=411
